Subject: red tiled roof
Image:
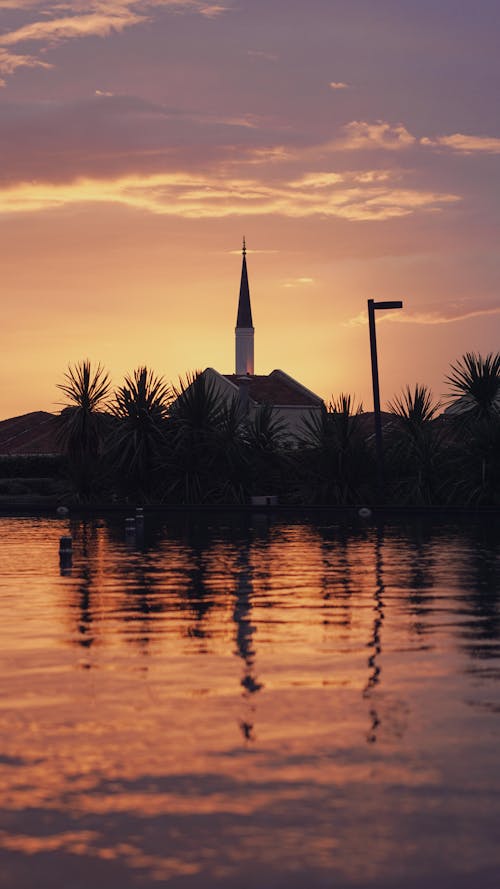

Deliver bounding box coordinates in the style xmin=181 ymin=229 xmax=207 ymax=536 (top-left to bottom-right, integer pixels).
xmin=0 ymin=412 xmax=63 ymax=455
xmin=223 ymin=371 xmax=322 ymax=407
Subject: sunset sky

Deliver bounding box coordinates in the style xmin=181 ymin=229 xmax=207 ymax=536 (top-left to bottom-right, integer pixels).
xmin=1 ymin=0 xmax=499 ymax=419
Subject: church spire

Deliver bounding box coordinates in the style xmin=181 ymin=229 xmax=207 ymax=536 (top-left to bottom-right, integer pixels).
xmin=236 ymin=237 xmax=253 ymax=328
xmin=235 ymin=238 xmax=254 ymax=375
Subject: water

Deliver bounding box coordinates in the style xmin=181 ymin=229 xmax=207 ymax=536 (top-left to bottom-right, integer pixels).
xmin=0 ymin=512 xmax=499 ymax=889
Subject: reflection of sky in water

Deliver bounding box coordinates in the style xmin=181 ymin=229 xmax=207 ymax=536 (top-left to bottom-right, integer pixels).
xmin=0 ymin=514 xmax=499 ymax=888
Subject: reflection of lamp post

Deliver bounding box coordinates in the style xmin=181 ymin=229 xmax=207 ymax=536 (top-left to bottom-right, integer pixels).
xmin=368 ymin=299 xmax=403 ymax=501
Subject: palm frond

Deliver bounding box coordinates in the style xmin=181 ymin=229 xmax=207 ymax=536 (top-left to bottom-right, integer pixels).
xmin=444 ymin=352 xmax=500 ymax=421
xmin=389 ymin=384 xmax=440 ymax=425
xmin=57 ymin=359 xmax=111 ymax=411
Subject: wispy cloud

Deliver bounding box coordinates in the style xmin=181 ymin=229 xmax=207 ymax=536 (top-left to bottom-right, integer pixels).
xmin=346 ymin=305 xmax=500 ymax=327
xmin=228 ymin=248 xmax=279 ymax=255
xmin=335 ymin=120 xmax=417 ymax=151
xmin=332 ymin=120 xmax=500 ymax=157
xmin=392 ymin=306 xmax=500 ymax=324
xmin=290 ymin=172 xmax=344 ymax=188
xmin=248 ymin=49 xmax=278 ymax=62
xmin=329 ymin=81 xmax=349 ymax=90
xmin=0 ymin=47 xmax=52 ymax=82
xmin=0 ymin=168 xmax=459 ymax=221
xmin=199 ymin=4 xmax=229 ymax=16
xmin=283 ymin=277 xmax=315 ymax=288
xmin=421 ymin=133 xmax=500 ymax=155
xmin=0 ymin=12 xmax=144 ymax=47
xmin=0 ymin=0 xmax=231 ymax=82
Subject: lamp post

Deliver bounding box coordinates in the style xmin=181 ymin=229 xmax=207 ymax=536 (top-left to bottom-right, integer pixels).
xmin=367 ymin=298 xmax=403 ymax=502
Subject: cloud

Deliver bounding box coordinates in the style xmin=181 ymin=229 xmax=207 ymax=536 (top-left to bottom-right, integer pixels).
xmin=0 ymin=10 xmax=145 ymax=47
xmin=199 ymin=4 xmax=229 ymax=16
xmin=0 ymin=99 xmax=462 ymax=220
xmin=346 ymin=304 xmax=500 ymax=327
xmin=283 ymin=277 xmax=315 ymax=288
xmin=421 ymin=133 xmax=500 ymax=155
xmin=392 ymin=306 xmax=500 ymax=324
xmin=0 ymin=1 xmax=231 ymax=82
xmin=321 ymin=120 xmax=500 ymax=158
xmin=335 ymin=120 xmax=417 ymax=151
xmin=329 ymin=81 xmax=349 ymax=90
xmin=0 ymin=167 xmax=459 ymax=222
xmin=0 ymin=47 xmax=53 ymax=80
xmin=247 ymin=49 xmax=278 ymax=62
xmin=228 ymin=248 xmax=278 ymax=255
xmin=290 ymin=172 xmax=344 ymax=188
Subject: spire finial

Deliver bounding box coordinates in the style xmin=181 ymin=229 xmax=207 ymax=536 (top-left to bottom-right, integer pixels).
xmin=242 ymin=236 xmax=246 ymax=257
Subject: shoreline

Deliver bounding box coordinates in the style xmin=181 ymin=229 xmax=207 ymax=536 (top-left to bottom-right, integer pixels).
xmin=1 ymin=499 xmax=499 ymax=519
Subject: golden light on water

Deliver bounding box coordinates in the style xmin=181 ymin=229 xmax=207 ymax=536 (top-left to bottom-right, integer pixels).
xmin=1 ymin=515 xmax=499 ymax=887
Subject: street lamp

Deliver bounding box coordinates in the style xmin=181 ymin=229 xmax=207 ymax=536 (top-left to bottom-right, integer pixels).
xmin=367 ymin=298 xmax=403 ymax=502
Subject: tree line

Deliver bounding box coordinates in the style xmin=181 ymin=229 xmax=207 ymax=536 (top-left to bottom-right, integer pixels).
xmin=56 ymin=353 xmax=500 ymax=507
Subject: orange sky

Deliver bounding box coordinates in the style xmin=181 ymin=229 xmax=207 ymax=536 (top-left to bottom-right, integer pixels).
xmin=1 ymin=1 xmax=499 ymax=419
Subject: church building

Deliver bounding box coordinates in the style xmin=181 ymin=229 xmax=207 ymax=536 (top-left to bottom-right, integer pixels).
xmin=200 ymin=241 xmax=323 ymax=442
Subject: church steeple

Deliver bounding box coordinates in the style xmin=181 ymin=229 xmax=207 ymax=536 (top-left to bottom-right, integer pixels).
xmin=235 ymin=238 xmax=254 ymax=375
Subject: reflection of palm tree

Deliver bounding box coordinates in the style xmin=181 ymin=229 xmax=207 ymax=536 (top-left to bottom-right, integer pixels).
xmin=57 ymin=360 xmax=111 ymax=499
xmin=318 ymin=526 xmax=353 ymax=631
xmin=108 ymin=366 xmax=171 ymax=499
xmin=454 ymin=522 xmax=500 ymax=666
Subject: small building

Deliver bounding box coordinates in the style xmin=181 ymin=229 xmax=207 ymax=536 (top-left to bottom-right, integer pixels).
xmin=193 ymin=241 xmax=323 ymax=443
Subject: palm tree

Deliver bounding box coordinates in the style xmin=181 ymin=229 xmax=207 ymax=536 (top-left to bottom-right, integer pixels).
xmin=386 ymin=384 xmax=444 ymax=505
xmin=164 ymin=371 xmax=228 ymax=503
xmin=107 ymin=366 xmax=171 ymax=499
xmin=244 ymin=403 xmax=289 ymax=498
xmin=57 ymin=359 xmax=111 ymax=499
xmin=444 ymin=352 xmax=500 ymax=505
xmin=298 ymin=394 xmax=371 ymax=504
xmin=445 ymin=352 xmax=500 ymax=422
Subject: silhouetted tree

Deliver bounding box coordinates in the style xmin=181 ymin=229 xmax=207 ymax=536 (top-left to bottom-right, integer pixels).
xmin=444 ymin=352 xmax=500 ymax=505
xmin=297 ymin=394 xmax=372 ymax=504
xmin=57 ymin=359 xmax=111 ymax=499
xmin=244 ymin=403 xmax=289 ymax=497
xmin=164 ymin=371 xmax=228 ymax=503
xmin=107 ymin=366 xmax=171 ymax=499
xmin=385 ymin=384 xmax=444 ymax=505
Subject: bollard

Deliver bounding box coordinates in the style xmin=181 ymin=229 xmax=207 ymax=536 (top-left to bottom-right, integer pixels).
xmin=59 ymin=536 xmax=73 ymax=575
xmin=125 ymin=517 xmax=136 ymax=536
xmin=59 ymin=535 xmax=73 ymax=552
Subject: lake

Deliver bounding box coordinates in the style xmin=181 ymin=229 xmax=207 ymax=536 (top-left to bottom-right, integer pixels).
xmin=0 ymin=512 xmax=499 ymax=889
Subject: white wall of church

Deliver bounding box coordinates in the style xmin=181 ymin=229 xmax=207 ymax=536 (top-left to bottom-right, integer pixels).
xmin=235 ymin=328 xmax=254 ymax=375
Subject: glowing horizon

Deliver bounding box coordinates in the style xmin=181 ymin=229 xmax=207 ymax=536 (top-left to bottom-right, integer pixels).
xmin=0 ymin=0 xmax=499 ymax=420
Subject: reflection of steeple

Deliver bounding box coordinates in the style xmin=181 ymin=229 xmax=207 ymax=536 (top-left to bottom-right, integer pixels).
xmin=235 ymin=238 xmax=255 ymax=375
xmin=233 ymin=548 xmax=262 ymax=742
